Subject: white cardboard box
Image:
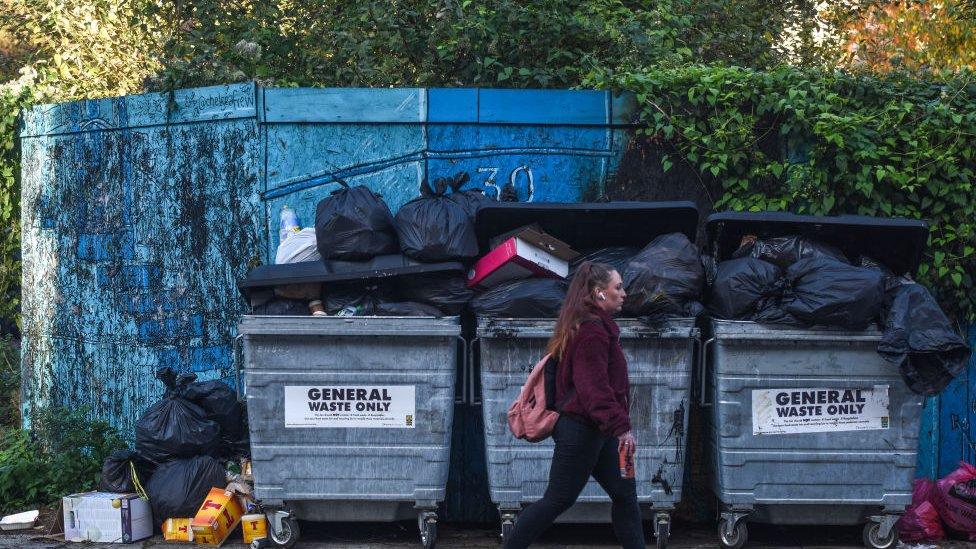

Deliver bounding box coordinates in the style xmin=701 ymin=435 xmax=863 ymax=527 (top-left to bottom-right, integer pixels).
xmin=63 ymin=492 xmax=152 ymax=543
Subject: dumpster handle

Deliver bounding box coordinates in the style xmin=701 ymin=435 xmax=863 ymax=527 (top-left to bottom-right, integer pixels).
xmin=233 ymin=333 xmax=244 ymax=401
xmin=455 ymin=335 xmax=467 ymax=404
xmin=699 ymin=337 xmax=715 ymax=408
xmin=469 ymin=337 xmax=481 ymax=406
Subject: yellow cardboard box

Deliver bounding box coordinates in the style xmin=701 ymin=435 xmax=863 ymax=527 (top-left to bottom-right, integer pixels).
xmin=190 ymin=488 xmax=244 ymax=547
xmin=162 ymin=518 xmax=193 ymax=542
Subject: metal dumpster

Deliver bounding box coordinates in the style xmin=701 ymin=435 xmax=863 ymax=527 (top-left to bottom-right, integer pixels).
xmin=471 ymin=202 xmax=700 ymax=549
xmin=702 ymin=212 xmax=930 ymax=549
xmin=238 ymin=256 xmax=466 ymax=549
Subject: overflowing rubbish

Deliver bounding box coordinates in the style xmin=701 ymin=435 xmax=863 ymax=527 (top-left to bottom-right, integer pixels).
xmin=622 ymin=232 xmax=704 ymax=317
xmin=146 ymin=455 xmax=228 ymax=528
xmin=395 ymin=175 xmax=479 ymax=262
xmin=706 ymin=226 xmax=969 ymax=394
xmin=63 ymin=492 xmax=153 ymax=543
xmin=99 ymin=449 xmax=155 ymax=494
xmin=733 ymin=234 xmax=849 ymax=268
xmin=241 ymin=513 xmax=268 ymax=544
xmin=135 ymin=369 xmax=221 ymax=464
xmin=190 ymin=487 xmax=245 ymax=546
xmin=569 ymin=247 xmax=638 ymax=278
xmin=879 ymin=283 xmax=970 ymax=396
xmin=163 ymin=517 xmax=195 ymax=542
xmin=315 ymin=183 xmax=399 ymax=260
xmin=278 ymin=204 xmax=301 ymax=244
xmin=470 ymin=278 xmax=568 ymax=318
xmin=468 ymin=225 xmax=578 ymax=289
xmin=896 ymin=478 xmax=944 ymax=542
xmin=934 ymin=462 xmax=976 ymax=540
xmin=708 ymin=257 xmax=782 ymax=319
xmin=780 ymin=257 xmax=885 ymax=330
xmin=0 ymin=509 xmax=38 ymax=531
xmin=275 ymin=228 xmax=320 ymax=264
xmin=180 ymin=377 xmax=248 ymax=456
xmin=396 ymin=273 xmax=473 ymax=316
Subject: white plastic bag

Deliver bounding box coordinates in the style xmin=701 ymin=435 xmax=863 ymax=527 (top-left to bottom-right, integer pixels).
xmin=275 ymin=228 xmax=321 ymax=264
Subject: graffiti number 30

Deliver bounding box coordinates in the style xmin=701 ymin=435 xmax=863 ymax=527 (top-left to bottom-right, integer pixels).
xmin=476 ymin=165 xmax=535 ymax=202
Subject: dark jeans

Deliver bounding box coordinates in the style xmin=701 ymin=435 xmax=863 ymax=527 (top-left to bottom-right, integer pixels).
xmin=503 ymin=415 xmax=645 ymax=549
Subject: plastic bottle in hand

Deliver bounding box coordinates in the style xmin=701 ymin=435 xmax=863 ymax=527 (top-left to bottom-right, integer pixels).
xmin=278 ymin=205 xmax=301 ymax=243
xmin=619 ymin=443 xmax=635 ymax=479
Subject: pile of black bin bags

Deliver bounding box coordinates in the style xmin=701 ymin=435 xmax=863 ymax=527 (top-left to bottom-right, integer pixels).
xmin=707 ymin=235 xmax=971 ymax=395
xmin=309 ymin=179 xmax=709 ymax=319
xmin=98 ymin=367 xmax=245 ymax=527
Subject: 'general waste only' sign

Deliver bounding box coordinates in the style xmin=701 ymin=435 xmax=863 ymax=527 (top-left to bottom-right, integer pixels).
xmin=752 ymin=386 xmax=889 ymax=435
xmin=284 ymin=385 xmax=416 ymax=428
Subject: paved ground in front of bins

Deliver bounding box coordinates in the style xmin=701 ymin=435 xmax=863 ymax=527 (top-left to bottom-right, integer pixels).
xmin=1 ymin=521 xmax=973 ymax=549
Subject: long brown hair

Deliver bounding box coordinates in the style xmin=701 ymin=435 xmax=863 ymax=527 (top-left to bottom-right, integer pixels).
xmin=545 ymin=261 xmax=616 ymax=360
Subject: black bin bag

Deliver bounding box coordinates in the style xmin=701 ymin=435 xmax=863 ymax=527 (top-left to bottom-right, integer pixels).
xmin=780 ymin=257 xmax=885 ymax=330
xmin=879 ymin=283 xmax=970 ymax=395
xmin=135 ymin=369 xmax=220 ymax=464
xmin=733 ymin=235 xmax=849 ymax=268
xmin=315 ymin=183 xmax=399 ymax=260
xmin=708 ymin=258 xmax=783 ymax=319
xmin=99 ymin=449 xmax=156 ymax=493
xmin=622 ymin=233 xmax=704 ymax=317
xmin=146 ymin=455 xmax=227 ymax=525
xmin=570 ymin=247 xmax=638 ymax=278
xmin=394 ymin=175 xmax=479 ymax=262
xmin=471 ymin=279 xmax=568 ymax=318
xmin=397 ymin=273 xmax=473 ymax=316
xmin=181 ymin=378 xmax=247 ymax=456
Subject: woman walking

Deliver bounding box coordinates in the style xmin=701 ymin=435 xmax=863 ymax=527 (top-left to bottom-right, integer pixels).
xmin=504 ymin=261 xmax=645 ymax=549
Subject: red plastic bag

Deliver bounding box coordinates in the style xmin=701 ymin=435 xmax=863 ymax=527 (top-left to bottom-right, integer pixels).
xmin=934 ymin=462 xmax=976 ymax=540
xmin=898 ymin=478 xmax=945 ymax=541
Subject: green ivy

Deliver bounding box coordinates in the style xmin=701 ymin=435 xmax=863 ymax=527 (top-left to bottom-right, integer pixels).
xmin=0 ymin=87 xmax=29 ymax=333
xmin=608 ymin=65 xmax=976 ymax=321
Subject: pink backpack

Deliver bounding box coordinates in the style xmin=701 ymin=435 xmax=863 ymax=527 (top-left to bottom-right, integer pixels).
xmin=508 ymin=354 xmax=560 ymax=442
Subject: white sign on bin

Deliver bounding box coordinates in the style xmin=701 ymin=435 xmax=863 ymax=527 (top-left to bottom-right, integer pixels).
xmin=752 ymin=385 xmax=889 ymax=435
xmin=284 ymin=385 xmax=416 ymax=428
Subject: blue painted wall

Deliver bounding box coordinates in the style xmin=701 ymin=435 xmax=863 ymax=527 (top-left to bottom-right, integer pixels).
xmin=18 ymin=84 xmax=636 ymax=438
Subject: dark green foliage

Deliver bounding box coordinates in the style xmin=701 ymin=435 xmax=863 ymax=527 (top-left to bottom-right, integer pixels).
xmin=0 ymin=407 xmax=124 ymax=514
xmin=608 ymin=65 xmax=976 ymax=321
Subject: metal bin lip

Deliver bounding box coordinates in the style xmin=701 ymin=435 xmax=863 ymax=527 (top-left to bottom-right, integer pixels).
xmin=239 ymin=314 xmax=462 ymax=337
xmin=237 ymin=254 xmax=466 ymax=299
xmin=476 ymin=316 xmax=697 ymax=339
xmin=704 ymin=211 xmax=929 ymax=276
xmin=474 ymin=201 xmax=699 ymax=253
xmin=709 ymin=318 xmax=883 ymax=342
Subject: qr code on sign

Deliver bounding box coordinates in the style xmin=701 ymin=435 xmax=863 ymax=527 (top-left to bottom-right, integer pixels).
xmin=881 ymin=417 xmax=889 ymax=428
xmin=406 ymin=414 xmax=414 ymax=427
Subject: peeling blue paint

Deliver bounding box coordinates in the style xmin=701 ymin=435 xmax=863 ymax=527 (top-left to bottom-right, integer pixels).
xmin=20 ymin=85 xmax=636 ymax=437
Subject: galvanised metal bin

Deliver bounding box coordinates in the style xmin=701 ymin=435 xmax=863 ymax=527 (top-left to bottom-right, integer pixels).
xmin=238 ymin=258 xmax=467 ymax=549
xmin=702 ymin=212 xmax=930 ymax=549
xmin=470 ymin=202 xmax=700 ymax=549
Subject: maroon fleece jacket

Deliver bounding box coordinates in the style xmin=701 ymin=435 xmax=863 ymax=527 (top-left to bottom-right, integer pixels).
xmin=555 ymin=307 xmax=632 ymax=437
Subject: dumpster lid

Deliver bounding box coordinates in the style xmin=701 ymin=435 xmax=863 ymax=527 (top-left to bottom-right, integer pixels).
xmin=474 ymin=201 xmax=699 ymax=252
xmin=704 ymin=211 xmax=929 ymax=276
xmin=237 ymin=254 xmax=466 ymax=297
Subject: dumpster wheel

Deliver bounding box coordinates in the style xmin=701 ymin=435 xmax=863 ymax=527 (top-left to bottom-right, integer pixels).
xmin=268 ymin=515 xmax=300 ymax=548
xmin=500 ymin=513 xmax=517 ymax=545
xmin=418 ymin=512 xmax=438 ymax=549
xmin=717 ymin=518 xmax=747 ymax=549
xmin=862 ymin=521 xmax=896 ymax=549
xmin=653 ymin=513 xmax=670 ymax=549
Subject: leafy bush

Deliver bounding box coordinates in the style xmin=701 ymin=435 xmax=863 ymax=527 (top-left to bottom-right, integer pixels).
xmin=607 ymin=65 xmax=976 ymax=321
xmin=0 ymin=334 xmax=18 ymax=429
xmin=0 ymin=407 xmax=123 ymax=514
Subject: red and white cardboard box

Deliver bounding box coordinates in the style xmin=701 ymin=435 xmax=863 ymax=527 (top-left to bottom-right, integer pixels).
xmin=467 ymin=228 xmax=578 ymax=289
